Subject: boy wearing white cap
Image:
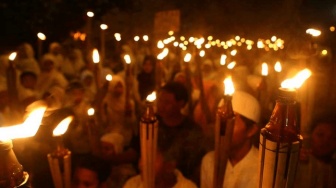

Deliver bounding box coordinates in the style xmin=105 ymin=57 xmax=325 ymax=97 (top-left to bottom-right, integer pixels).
xmin=201 ymin=90 xmax=261 ymax=188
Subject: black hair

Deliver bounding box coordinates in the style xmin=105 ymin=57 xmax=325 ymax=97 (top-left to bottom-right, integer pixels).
xmin=20 ymin=71 xmax=37 ymax=81
xmin=73 ymin=155 xmax=110 ymax=183
xmin=66 ymin=81 xmax=84 ymax=92
xmin=160 ymin=81 xmax=189 ymax=104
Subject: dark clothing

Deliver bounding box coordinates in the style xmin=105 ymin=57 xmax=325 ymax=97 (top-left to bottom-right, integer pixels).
xmin=137 ymin=72 xmax=155 ymax=100
xmin=157 ymin=115 xmax=207 ymax=185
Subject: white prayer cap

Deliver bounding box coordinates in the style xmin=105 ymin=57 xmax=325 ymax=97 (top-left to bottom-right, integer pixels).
xmin=100 ymin=132 xmax=124 ymax=154
xmin=232 ymin=91 xmax=260 ymax=123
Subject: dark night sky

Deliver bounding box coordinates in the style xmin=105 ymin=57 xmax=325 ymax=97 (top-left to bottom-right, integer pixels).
xmin=0 ymin=0 xmax=334 ymax=54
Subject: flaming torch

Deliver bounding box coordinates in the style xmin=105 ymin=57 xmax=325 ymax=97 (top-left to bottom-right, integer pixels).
xmin=258 ymin=68 xmax=312 ymax=188
xmin=0 ymin=101 xmax=47 ymax=187
xmin=140 ymin=91 xmax=158 ymax=188
xmin=213 ymin=76 xmax=235 ymax=188
xmin=47 ymin=116 xmax=74 ymax=188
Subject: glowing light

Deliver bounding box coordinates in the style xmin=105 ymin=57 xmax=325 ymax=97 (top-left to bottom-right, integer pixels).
xmin=207 ymin=36 xmax=213 ymax=41
xmin=199 ymin=50 xmax=205 ymax=57
xmin=180 ymin=36 xmax=185 ymax=41
xmin=53 ymin=116 xmax=74 ymax=136
xmin=205 ymin=43 xmax=211 ymax=49
xmin=220 ymin=54 xmax=227 ymax=65
xmin=168 ymin=31 xmax=174 ymax=36
xmin=134 ymin=36 xmax=140 ymax=41
xmin=227 ymin=61 xmax=236 ymax=69
xmin=37 ymin=32 xmax=46 ymax=40
xmin=306 ymin=28 xmax=321 ymax=37
xmin=87 ymin=108 xmax=95 ymax=116
xmin=274 ymin=61 xmax=282 ymax=73
xmin=189 ymin=37 xmax=195 ymax=43
xmin=281 ymin=68 xmax=312 ymax=89
xmin=157 ymin=48 xmax=169 ymax=60
xmin=100 ymin=24 xmax=108 ymax=30
xmin=184 ymin=53 xmax=192 ymax=62
xmin=261 ymin=63 xmax=268 ymax=76
xmin=157 ymin=40 xmax=164 ymax=49
xmin=257 ymin=40 xmax=264 ymax=48
xmin=87 ymin=11 xmax=94 ymax=17
xmin=224 ymin=76 xmax=235 ymax=96
xmin=235 ymin=36 xmax=240 ymax=41
xmin=173 ymin=42 xmax=179 ymax=47
xmin=330 ymin=26 xmax=335 ymax=32
xmin=9 ymin=52 xmax=17 ymax=61
xmin=114 ymin=33 xmax=121 ymax=41
xmin=321 ymin=49 xmax=328 ymax=56
xmin=124 ymin=54 xmax=131 ymax=64
xmin=143 ymin=35 xmax=149 ymax=41
xmin=194 ymin=38 xmax=205 ymax=46
xmin=92 ymin=49 xmax=100 ymax=64
xmin=105 ymin=74 xmax=112 ymax=81
xmin=230 ymin=49 xmax=237 ymax=56
xmin=271 ymin=36 xmax=277 ymax=42
xmin=0 ymin=104 xmax=47 ymax=141
xmin=146 ymin=91 xmax=156 ymax=102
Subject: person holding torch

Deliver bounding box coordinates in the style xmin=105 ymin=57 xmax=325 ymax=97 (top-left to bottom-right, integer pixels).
xmin=201 ymin=90 xmax=261 ymax=188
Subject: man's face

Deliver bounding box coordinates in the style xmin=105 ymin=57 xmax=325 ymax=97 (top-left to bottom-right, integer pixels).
xmin=72 ymin=168 xmax=100 ymax=188
xmin=157 ymin=91 xmax=181 ymax=118
xmin=230 ymin=114 xmax=250 ymax=151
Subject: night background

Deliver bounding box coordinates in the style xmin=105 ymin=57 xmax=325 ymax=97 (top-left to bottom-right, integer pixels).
xmin=0 ymin=0 xmax=335 ymax=54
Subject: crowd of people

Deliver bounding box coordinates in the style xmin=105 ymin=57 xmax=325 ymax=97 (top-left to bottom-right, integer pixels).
xmin=0 ymin=40 xmax=335 ymax=188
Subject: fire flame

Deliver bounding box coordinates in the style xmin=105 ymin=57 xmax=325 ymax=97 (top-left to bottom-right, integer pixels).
xmin=0 ymin=106 xmax=47 ymax=141
xmin=105 ymin=74 xmax=112 ymax=81
xmin=261 ymin=62 xmax=268 ymax=76
xmin=281 ymin=68 xmax=312 ymax=89
xmin=124 ymin=54 xmax=131 ymax=64
xmin=53 ymin=116 xmax=74 ymax=137
xmin=157 ymin=48 xmax=169 ymax=60
xmin=184 ymin=53 xmax=192 ymax=62
xmin=224 ymin=76 xmax=235 ymax=96
xmin=87 ymin=108 xmax=95 ymax=116
xmin=220 ymin=54 xmax=227 ymax=65
xmin=274 ymin=61 xmax=282 ymax=73
xmin=146 ymin=91 xmax=156 ymax=102
xmin=92 ymin=49 xmax=100 ymax=64
xmin=9 ymin=52 xmax=17 ymax=61
xmin=227 ymin=61 xmax=236 ymax=69
xmin=37 ymin=32 xmax=46 ymax=40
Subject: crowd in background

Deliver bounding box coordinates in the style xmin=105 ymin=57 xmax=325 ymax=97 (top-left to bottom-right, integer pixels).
xmin=0 ymin=39 xmax=335 ymax=188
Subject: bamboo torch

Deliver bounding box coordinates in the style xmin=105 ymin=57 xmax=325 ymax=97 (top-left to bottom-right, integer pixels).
xmin=37 ymin=32 xmax=46 ymax=61
xmin=156 ymin=47 xmax=169 ymax=91
xmin=213 ymin=76 xmax=235 ymax=188
xmin=124 ymin=54 xmax=132 ymax=117
xmin=140 ymin=91 xmax=158 ymax=188
xmin=183 ymin=53 xmax=194 ymax=116
xmin=7 ymin=52 xmax=19 ymax=112
xmin=92 ymin=49 xmax=100 ymax=89
xmin=48 ymin=116 xmax=74 ymax=188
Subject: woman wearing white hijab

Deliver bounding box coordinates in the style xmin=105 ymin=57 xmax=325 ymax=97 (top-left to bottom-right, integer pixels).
xmin=101 ymin=75 xmax=136 ymax=145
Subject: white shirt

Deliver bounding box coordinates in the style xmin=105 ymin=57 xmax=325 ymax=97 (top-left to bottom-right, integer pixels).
xmin=123 ymin=169 xmax=197 ymax=188
xmin=201 ymin=147 xmax=259 ymax=188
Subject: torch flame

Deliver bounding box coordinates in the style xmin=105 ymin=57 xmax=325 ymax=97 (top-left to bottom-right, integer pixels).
xmin=9 ymin=52 xmax=17 ymax=61
xmin=0 ymin=106 xmax=47 ymax=141
xmin=274 ymin=61 xmax=282 ymax=73
xmin=53 ymin=116 xmax=74 ymax=137
xmin=92 ymin=49 xmax=100 ymax=64
xmin=220 ymin=54 xmax=227 ymax=65
xmin=281 ymin=68 xmax=312 ymax=89
xmin=157 ymin=48 xmax=169 ymax=60
xmin=261 ymin=63 xmax=268 ymax=76
xmin=199 ymin=50 xmax=205 ymax=57
xmin=124 ymin=54 xmax=131 ymax=64
xmin=224 ymin=76 xmax=235 ymax=96
xmin=37 ymin=32 xmax=46 ymax=40
xmin=184 ymin=53 xmax=192 ymax=63
xmin=157 ymin=41 xmax=164 ymax=49
xmin=105 ymin=74 xmax=112 ymax=81
xmin=146 ymin=91 xmax=156 ymax=102
xmin=227 ymin=61 xmax=236 ymax=69
xmin=100 ymin=24 xmax=108 ymax=30
xmin=114 ymin=33 xmax=121 ymax=41
xmin=87 ymin=108 xmax=95 ymax=116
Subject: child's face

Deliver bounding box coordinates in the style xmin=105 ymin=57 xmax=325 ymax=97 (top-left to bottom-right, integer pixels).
xmin=312 ymin=123 xmax=336 ymax=157
xmin=21 ymin=75 xmax=36 ymax=89
xmin=72 ymin=167 xmax=100 ymax=188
